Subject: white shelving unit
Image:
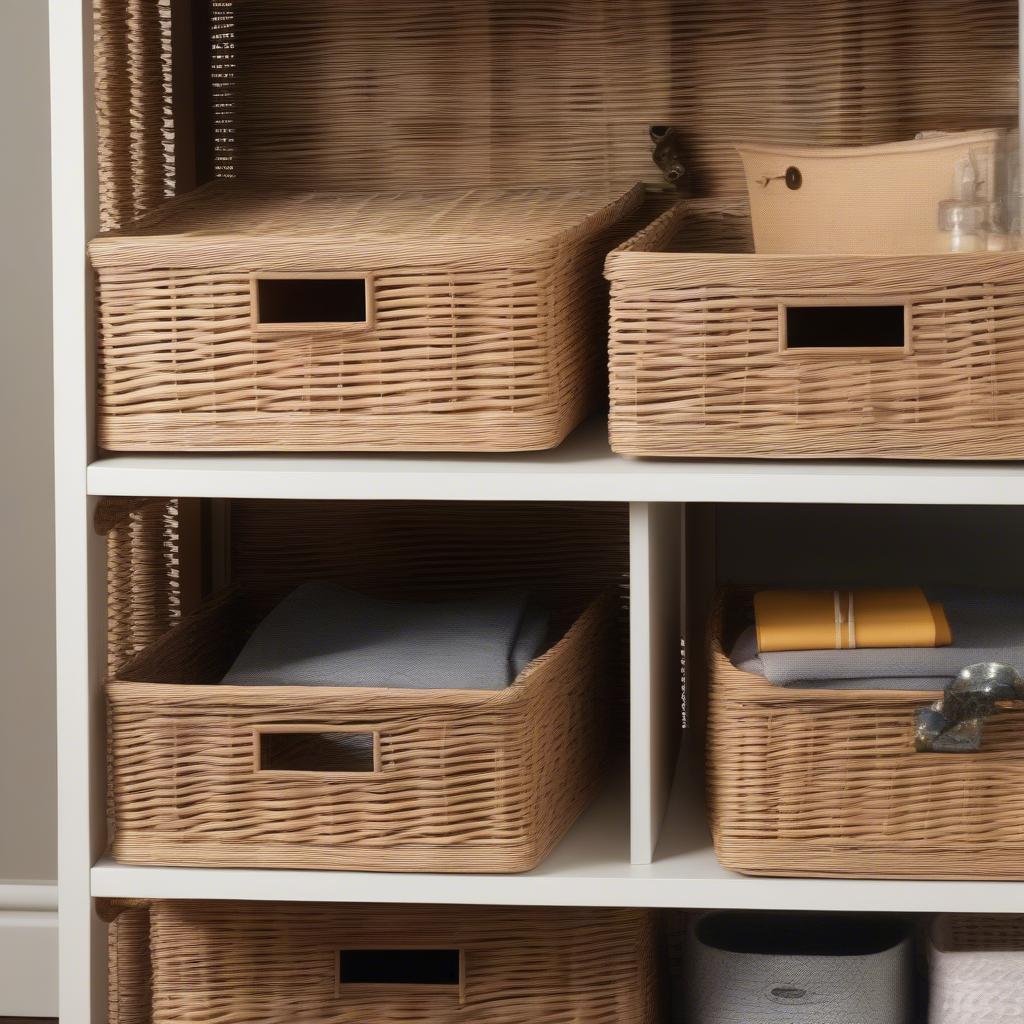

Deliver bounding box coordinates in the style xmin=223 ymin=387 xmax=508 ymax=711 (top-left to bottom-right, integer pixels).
xmin=49 ymin=3 xmax=1024 ymax=1024
xmin=86 ymin=419 xmax=1024 ymax=505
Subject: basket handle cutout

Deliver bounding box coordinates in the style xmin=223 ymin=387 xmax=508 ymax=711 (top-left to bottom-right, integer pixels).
xmin=251 ymin=273 xmax=374 ymax=331
xmin=336 ymin=949 xmax=465 ymax=1002
xmin=915 ymin=662 xmax=1024 ymax=752
xmin=779 ymin=300 xmax=911 ymax=355
xmin=253 ymin=726 xmax=381 ymax=775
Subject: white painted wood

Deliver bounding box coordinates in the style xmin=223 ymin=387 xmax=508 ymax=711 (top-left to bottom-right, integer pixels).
xmin=51 ymin=2 xmax=107 ymax=1023
xmin=629 ymin=503 xmax=682 ymax=864
xmin=0 ymin=883 xmax=57 ymax=912
xmin=90 ymin=757 xmax=1024 ymax=914
xmin=87 ymin=420 xmax=1024 ymax=505
xmin=0 ymin=885 xmax=58 ymax=1016
xmin=0 ymin=909 xmax=59 ymax=1017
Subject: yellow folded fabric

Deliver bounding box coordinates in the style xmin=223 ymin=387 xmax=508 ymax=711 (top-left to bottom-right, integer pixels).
xmin=754 ymin=587 xmax=952 ymax=653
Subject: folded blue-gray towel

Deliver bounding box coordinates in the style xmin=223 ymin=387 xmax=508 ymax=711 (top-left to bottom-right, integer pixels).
xmin=731 ymin=588 xmax=1024 ymax=690
xmin=221 ymin=581 xmax=550 ymax=689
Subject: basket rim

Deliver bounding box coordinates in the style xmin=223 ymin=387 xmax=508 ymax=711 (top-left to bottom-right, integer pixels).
xmin=108 ymin=587 xmax=611 ymax=709
xmin=606 ymin=199 xmax=1024 ymax=266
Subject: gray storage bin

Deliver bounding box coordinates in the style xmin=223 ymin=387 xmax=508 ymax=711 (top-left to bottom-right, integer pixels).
xmin=683 ymin=911 xmax=913 ymax=1024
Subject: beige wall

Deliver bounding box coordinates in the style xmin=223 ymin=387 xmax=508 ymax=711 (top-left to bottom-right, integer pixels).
xmin=0 ymin=0 xmax=56 ymax=883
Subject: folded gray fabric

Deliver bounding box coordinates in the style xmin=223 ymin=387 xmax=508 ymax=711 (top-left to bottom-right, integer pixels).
xmin=731 ymin=589 xmax=1024 ymax=690
xmin=222 ymin=581 xmax=550 ymax=689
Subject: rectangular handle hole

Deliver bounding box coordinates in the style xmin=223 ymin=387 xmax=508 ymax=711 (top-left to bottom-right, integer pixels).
xmin=257 ymin=730 xmax=377 ymax=773
xmin=254 ymin=275 xmax=370 ymax=327
xmin=338 ymin=949 xmax=462 ymax=990
xmin=782 ymin=304 xmax=907 ymax=351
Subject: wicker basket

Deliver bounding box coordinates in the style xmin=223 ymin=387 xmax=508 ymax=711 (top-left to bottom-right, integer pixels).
xmin=101 ymin=900 xmax=658 ymax=1024
xmin=928 ymin=915 xmax=1024 ymax=1024
xmin=104 ymin=901 xmax=152 ymax=1024
xmin=103 ymin=499 xmax=628 ymax=872
xmin=89 ymin=181 xmax=643 ymax=452
xmin=706 ymin=591 xmax=1024 ymax=879
xmin=607 ymin=202 xmax=1024 ymax=459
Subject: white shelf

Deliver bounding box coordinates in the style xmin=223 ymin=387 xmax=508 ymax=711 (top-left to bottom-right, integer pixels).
xmin=87 ymin=418 xmax=1024 ymax=504
xmin=90 ymin=755 xmax=1024 ymax=914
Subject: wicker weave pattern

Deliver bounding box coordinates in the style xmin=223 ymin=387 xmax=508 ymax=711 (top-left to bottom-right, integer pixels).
xmin=99 ymin=498 xmax=182 ymax=674
xmin=94 ymin=0 xmax=174 ymax=231
xmin=90 ymin=183 xmax=642 ymax=451
xmin=706 ymin=593 xmax=1024 ymax=879
xmin=93 ymin=2 xmax=1016 ymax=206
xmin=105 ymin=902 xmax=152 ymax=1024
xmin=104 ymin=901 xmax=658 ymax=1024
xmin=934 ymin=914 xmax=1024 ymax=953
xmin=204 ymin=0 xmax=1016 ymax=197
xmin=105 ymin=500 xmax=627 ymax=872
xmin=607 ymin=203 xmax=1024 ymax=459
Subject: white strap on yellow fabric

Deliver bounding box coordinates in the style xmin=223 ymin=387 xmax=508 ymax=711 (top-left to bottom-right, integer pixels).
xmin=833 ymin=590 xmax=857 ymax=649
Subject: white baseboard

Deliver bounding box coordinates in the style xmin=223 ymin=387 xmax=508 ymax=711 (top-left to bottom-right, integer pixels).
xmin=0 ymin=884 xmax=58 ymax=1017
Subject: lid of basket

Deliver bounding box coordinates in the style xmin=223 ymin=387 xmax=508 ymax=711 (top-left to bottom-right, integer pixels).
xmin=88 ymin=182 xmax=645 ymax=268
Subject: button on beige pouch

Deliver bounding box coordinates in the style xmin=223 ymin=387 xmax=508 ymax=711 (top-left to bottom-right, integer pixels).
xmin=737 ymin=129 xmax=1003 ymax=254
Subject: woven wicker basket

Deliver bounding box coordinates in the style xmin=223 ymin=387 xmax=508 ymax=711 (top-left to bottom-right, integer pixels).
xmin=104 ymin=901 xmax=152 ymax=1024
xmin=93 ymin=1 xmax=1018 ymax=456
xmin=706 ymin=591 xmax=1024 ymax=879
xmin=101 ymin=900 xmax=658 ymax=1024
xmin=607 ymin=202 xmax=1024 ymax=459
xmin=103 ymin=499 xmax=628 ymax=872
xmin=89 ymin=181 xmax=642 ymax=452
xmin=928 ymin=915 xmax=1024 ymax=1024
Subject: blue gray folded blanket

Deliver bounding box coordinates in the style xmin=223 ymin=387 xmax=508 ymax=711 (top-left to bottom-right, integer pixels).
xmin=731 ymin=588 xmax=1024 ymax=691
xmin=222 ymin=581 xmax=550 ymax=689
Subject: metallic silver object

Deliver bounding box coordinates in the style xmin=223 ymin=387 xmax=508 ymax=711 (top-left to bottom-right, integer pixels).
xmin=914 ymin=662 xmax=1024 ymax=752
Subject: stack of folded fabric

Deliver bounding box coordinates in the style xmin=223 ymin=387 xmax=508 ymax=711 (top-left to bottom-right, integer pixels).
xmin=222 ymin=581 xmax=550 ymax=690
xmin=731 ymin=586 xmax=1024 ymax=690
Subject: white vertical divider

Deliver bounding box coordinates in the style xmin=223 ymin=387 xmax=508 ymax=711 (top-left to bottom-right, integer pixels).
xmin=629 ymin=502 xmax=683 ymax=864
xmin=51 ymin=1 xmax=106 ymax=1022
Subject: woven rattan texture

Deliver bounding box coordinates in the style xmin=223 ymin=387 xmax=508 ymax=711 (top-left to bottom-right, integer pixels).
xmin=105 ymin=903 xmax=152 ymax=1024
xmin=105 ymin=500 xmax=628 ymax=872
xmin=207 ymin=1 xmax=1015 ymax=196
xmin=94 ymin=0 xmax=174 ymax=231
xmin=607 ymin=202 xmax=1024 ymax=459
xmin=99 ymin=498 xmax=183 ymax=674
xmin=933 ymin=915 xmax=1024 ymax=953
xmin=90 ymin=182 xmax=642 ymax=452
xmin=706 ymin=592 xmax=1024 ymax=880
xmin=103 ymin=901 xmax=658 ymax=1024
xmin=94 ymin=1 xmax=1016 ymax=211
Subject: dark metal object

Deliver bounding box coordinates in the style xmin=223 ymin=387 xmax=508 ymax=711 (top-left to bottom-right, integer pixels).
xmin=914 ymin=662 xmax=1024 ymax=753
xmin=757 ymin=166 xmax=803 ymax=190
xmin=650 ymin=125 xmax=689 ymax=192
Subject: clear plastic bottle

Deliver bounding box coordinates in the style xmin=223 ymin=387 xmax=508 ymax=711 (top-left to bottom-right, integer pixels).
xmin=939 ymin=155 xmax=989 ymax=252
